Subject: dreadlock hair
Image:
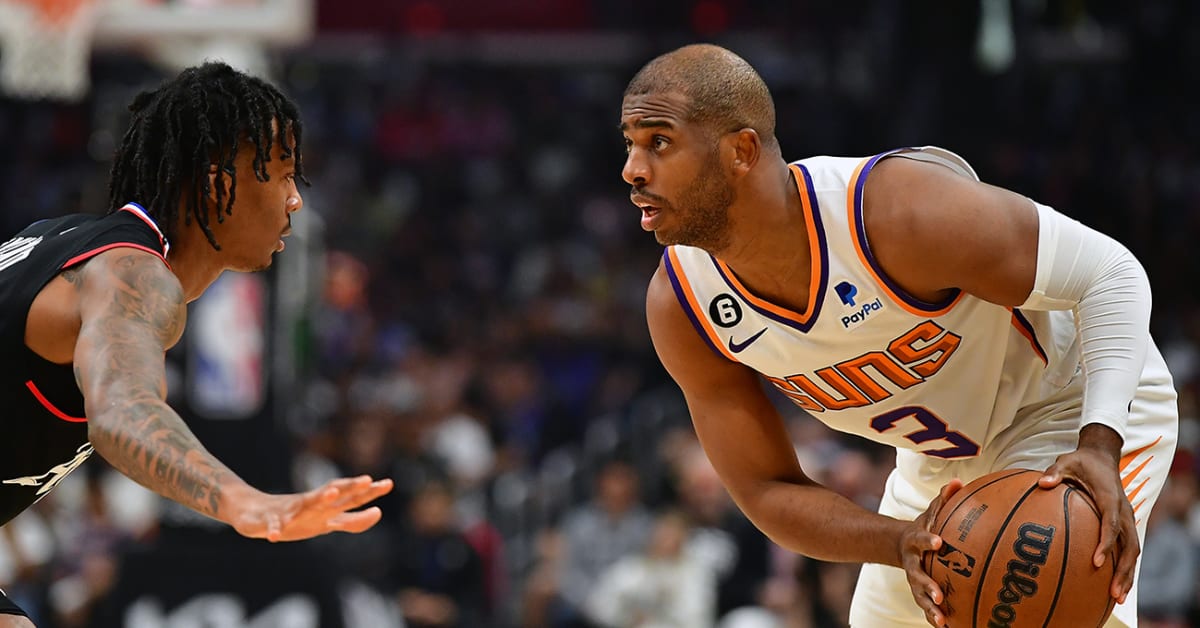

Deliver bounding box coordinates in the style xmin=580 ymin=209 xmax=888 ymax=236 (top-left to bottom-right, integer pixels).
xmin=107 ymin=62 xmax=308 ymax=250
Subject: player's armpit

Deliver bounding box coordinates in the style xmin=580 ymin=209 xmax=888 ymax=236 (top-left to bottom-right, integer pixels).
xmin=862 ymin=155 xmax=1040 ymax=308
xmin=71 ymin=248 xmax=242 ymax=520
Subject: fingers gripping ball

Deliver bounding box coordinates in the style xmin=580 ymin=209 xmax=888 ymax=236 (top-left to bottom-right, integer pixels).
xmin=922 ymin=470 xmax=1115 ymax=627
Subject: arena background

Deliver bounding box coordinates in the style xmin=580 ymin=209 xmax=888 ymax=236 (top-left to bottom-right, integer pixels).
xmin=0 ymin=1 xmax=1197 ymax=626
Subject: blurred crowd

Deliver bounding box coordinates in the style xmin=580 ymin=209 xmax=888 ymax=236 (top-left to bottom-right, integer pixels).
xmin=2 ymin=1 xmax=1200 ymax=627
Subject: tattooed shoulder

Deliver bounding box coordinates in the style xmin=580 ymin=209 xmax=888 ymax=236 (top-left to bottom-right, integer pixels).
xmin=101 ymin=251 xmax=187 ymax=348
xmin=61 ymin=267 xmax=83 ymax=286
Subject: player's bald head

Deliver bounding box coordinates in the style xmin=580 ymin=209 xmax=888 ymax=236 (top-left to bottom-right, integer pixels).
xmin=624 ymin=44 xmax=777 ymax=149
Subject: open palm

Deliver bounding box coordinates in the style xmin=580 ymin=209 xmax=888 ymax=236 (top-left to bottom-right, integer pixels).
xmin=231 ymin=475 xmax=394 ymax=542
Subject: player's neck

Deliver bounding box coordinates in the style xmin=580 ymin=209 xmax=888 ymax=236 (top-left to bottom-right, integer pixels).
xmin=164 ymin=232 xmax=225 ymax=303
xmin=713 ymin=162 xmax=813 ymax=307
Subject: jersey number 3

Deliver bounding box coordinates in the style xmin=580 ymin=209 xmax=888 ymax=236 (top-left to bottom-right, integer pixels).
xmin=870 ymin=406 xmax=980 ymax=459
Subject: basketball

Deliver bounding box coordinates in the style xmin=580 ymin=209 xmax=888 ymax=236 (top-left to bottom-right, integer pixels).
xmin=922 ymin=469 xmax=1116 ymax=628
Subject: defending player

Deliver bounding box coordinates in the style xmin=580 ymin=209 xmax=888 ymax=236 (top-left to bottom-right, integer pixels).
xmin=0 ymin=63 xmax=393 ymax=626
xmin=621 ymin=44 xmax=1177 ymax=627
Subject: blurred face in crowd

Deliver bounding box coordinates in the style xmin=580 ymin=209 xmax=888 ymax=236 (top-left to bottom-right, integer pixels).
xmin=597 ymin=462 xmax=639 ymax=517
xmin=647 ymin=511 xmax=690 ymax=560
xmin=342 ymin=412 xmax=388 ymax=474
xmin=1156 ymin=473 xmax=1196 ymax=520
xmin=677 ymin=446 xmax=731 ymax=525
xmin=621 ymin=91 xmax=735 ymax=251
xmin=324 ymin=252 xmax=369 ymax=310
xmin=411 ymin=482 xmax=456 ymax=534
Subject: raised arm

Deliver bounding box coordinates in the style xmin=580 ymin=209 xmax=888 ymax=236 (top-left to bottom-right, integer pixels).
xmin=71 ymin=248 xmax=392 ymax=541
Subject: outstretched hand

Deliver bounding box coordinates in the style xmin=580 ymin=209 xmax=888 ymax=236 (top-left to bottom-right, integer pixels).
xmin=230 ymin=475 xmax=394 ymax=542
xmin=1039 ymin=445 xmax=1135 ymax=603
xmin=901 ymin=478 xmax=963 ymax=628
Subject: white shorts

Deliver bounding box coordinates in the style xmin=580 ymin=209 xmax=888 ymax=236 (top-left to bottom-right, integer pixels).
xmin=848 ymin=355 xmax=1178 ymax=628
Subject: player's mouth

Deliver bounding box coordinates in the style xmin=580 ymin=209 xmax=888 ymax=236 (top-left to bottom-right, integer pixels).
xmin=632 ymin=195 xmax=664 ymax=231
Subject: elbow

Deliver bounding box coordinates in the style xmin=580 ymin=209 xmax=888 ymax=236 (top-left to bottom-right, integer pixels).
xmin=1100 ymin=240 xmax=1151 ymax=292
xmin=86 ymin=409 xmax=122 ymax=458
xmin=1081 ymin=248 xmax=1153 ymax=314
xmin=84 ymin=395 xmax=161 ymax=457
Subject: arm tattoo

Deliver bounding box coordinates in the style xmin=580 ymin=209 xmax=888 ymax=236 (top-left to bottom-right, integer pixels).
xmin=61 ymin=267 xmax=83 ymax=286
xmin=77 ymin=252 xmax=237 ymax=520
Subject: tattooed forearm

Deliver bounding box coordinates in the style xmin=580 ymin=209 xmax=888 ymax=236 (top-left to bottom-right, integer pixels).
xmin=90 ymin=397 xmax=233 ymax=517
xmin=76 ymin=251 xmax=244 ymax=521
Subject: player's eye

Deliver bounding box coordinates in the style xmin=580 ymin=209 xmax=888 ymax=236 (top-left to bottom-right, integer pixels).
xmin=653 ymin=135 xmax=670 ymax=151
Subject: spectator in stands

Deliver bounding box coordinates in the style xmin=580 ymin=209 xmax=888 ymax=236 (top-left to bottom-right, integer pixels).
xmin=673 ymin=444 xmax=773 ymax=621
xmin=392 ymin=479 xmax=486 ymax=628
xmin=528 ymin=459 xmax=652 ymax=627
xmin=584 ymin=509 xmax=715 ymax=628
xmin=1138 ymin=450 xmax=1198 ymax=627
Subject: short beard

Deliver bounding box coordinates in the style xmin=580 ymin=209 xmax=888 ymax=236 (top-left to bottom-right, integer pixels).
xmin=656 ymin=153 xmax=734 ymax=251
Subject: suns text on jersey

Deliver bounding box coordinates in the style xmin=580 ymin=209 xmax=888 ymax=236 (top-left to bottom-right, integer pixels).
xmin=766 ymin=321 xmax=960 ymax=412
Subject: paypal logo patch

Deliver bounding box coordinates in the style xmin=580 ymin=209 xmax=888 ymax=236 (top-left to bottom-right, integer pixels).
xmin=834 ymin=281 xmax=858 ymax=306
xmin=841 ymin=298 xmax=884 ymax=328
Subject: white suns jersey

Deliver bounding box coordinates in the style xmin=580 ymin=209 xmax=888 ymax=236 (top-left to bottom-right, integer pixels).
xmin=664 ymin=147 xmax=1086 ymax=460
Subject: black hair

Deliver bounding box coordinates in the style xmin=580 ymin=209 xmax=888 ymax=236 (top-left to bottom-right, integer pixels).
xmin=625 ymin=44 xmax=777 ymax=149
xmin=107 ymin=61 xmax=308 ymax=250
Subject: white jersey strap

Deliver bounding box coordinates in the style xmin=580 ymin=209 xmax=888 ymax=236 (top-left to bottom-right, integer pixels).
xmin=886 ymin=146 xmax=980 ymax=182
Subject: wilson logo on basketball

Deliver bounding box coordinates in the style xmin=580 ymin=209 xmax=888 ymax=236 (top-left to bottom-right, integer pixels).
xmin=990 ymin=522 xmax=1056 ymax=627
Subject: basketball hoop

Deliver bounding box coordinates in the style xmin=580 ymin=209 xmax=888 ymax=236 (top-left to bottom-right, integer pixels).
xmin=0 ymin=0 xmax=99 ymax=101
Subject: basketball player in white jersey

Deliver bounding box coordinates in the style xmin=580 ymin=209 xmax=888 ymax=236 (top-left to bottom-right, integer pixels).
xmin=620 ymin=44 xmax=1177 ymax=627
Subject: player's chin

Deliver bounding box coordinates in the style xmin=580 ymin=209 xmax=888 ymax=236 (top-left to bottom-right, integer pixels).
xmin=652 ymin=228 xmax=679 ymax=247
xmin=240 ymin=254 xmax=275 ymax=273
xmin=255 ymin=243 xmax=285 ymax=269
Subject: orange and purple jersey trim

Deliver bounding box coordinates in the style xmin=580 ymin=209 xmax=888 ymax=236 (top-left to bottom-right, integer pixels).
xmin=708 ymin=163 xmax=828 ymax=333
xmin=663 ymin=246 xmax=736 ymax=361
xmin=1009 ymin=308 xmax=1048 ymax=365
xmin=847 ymin=150 xmax=963 ymax=317
xmin=662 ymin=163 xmax=828 ymax=359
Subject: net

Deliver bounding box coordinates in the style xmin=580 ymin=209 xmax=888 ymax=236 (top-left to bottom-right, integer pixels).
xmin=0 ymin=0 xmax=98 ymax=101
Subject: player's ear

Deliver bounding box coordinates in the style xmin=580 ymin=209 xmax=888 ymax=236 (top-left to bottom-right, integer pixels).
xmin=729 ymin=128 xmax=760 ymax=176
xmin=206 ymin=163 xmax=232 ymax=204
xmin=206 ymin=164 xmax=218 ymax=197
